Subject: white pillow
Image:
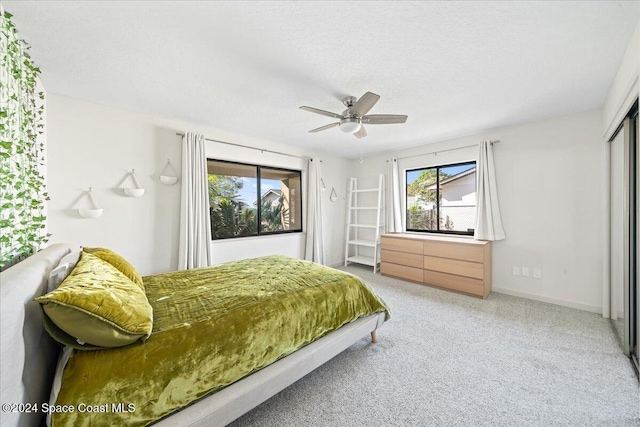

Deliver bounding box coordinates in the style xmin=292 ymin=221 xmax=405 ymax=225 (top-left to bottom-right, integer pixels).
xmin=46 ymin=346 xmax=73 ymax=427
xmin=46 ymin=250 xmax=81 ymax=292
xmin=59 ymin=250 xmax=81 ymax=271
xmin=47 ymin=264 xmax=69 ymax=293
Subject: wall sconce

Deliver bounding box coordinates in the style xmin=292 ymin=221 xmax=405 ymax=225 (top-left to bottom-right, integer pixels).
xmin=123 ymin=169 xmax=145 ymax=197
xmin=329 ymin=188 xmax=338 ymax=202
xmin=160 ymin=159 xmax=178 ymax=185
xmin=78 ymin=187 xmax=104 ymax=218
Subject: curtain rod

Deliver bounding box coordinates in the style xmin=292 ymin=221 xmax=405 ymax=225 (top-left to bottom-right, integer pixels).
xmin=175 ymin=132 xmax=315 ymax=161
xmin=389 ymin=140 xmax=501 ymax=162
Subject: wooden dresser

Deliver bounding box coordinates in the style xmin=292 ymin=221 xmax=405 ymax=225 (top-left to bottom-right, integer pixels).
xmin=380 ymin=233 xmax=492 ymax=298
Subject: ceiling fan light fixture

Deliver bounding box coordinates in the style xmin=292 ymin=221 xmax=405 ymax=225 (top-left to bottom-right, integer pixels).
xmin=339 ymin=117 xmax=361 ymax=134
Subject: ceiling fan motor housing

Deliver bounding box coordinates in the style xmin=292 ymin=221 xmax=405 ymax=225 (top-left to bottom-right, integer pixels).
xmin=342 ymin=96 xmax=357 ymax=108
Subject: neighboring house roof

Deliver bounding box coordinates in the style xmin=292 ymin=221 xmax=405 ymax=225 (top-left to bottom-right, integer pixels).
xmin=253 ymin=189 xmax=281 ymax=206
xmin=426 ymin=167 xmax=476 ymax=190
xmin=261 ymin=189 xmax=281 ymax=199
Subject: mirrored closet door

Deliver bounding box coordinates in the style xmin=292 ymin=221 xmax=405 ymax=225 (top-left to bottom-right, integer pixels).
xmin=629 ymin=105 xmax=640 ymax=373
xmin=609 ymin=100 xmax=639 ymax=372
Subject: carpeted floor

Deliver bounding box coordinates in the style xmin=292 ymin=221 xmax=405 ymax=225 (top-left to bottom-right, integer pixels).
xmin=231 ymin=265 xmax=639 ymax=426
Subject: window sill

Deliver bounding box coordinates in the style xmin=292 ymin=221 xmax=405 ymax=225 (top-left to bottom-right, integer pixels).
xmin=211 ymin=232 xmax=305 ymax=243
xmin=401 ymin=231 xmax=475 ymax=240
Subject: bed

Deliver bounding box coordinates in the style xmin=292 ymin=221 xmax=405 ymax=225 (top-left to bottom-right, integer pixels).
xmin=0 ymin=243 xmax=389 ymax=426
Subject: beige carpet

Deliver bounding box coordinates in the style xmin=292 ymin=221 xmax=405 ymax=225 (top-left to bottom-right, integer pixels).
xmin=231 ymin=265 xmax=639 ymax=426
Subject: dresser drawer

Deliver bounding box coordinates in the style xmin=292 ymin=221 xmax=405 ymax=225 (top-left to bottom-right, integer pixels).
xmin=381 ymin=236 xmax=423 ymax=255
xmin=423 ymin=241 xmax=484 ymax=263
xmin=423 ymin=270 xmax=484 ymax=297
xmin=381 ymin=262 xmax=423 ymax=283
xmin=380 ymin=233 xmax=491 ymax=299
xmin=423 ymin=255 xmax=484 ymax=280
xmin=381 ymin=250 xmax=423 ymax=268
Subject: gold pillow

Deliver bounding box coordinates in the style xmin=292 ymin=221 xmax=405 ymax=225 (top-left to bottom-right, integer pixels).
xmin=41 ymin=310 xmax=103 ymax=351
xmin=83 ymin=247 xmax=144 ymax=290
xmin=36 ymin=252 xmax=153 ymax=349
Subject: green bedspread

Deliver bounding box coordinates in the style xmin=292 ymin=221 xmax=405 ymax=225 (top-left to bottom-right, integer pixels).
xmin=51 ymin=256 xmax=389 ymax=426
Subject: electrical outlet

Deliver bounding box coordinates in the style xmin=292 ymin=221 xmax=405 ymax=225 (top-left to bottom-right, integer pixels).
xmin=522 ymin=267 xmax=530 ymax=277
xmin=512 ymin=267 xmax=521 ymax=276
xmin=533 ymin=268 xmax=542 ymax=279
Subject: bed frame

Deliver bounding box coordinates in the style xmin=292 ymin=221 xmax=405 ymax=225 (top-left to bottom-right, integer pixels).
xmin=0 ymin=243 xmax=385 ymax=426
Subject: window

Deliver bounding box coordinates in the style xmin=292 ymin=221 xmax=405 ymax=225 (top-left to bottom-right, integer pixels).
xmin=207 ymin=159 xmax=302 ymax=239
xmin=406 ymin=161 xmax=476 ymax=235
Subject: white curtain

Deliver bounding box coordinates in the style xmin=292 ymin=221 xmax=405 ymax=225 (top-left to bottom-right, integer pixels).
xmin=304 ymin=158 xmax=324 ymax=264
xmin=178 ymin=132 xmax=213 ymax=269
xmin=387 ymin=158 xmax=403 ymax=232
xmin=475 ymin=141 xmax=506 ymax=241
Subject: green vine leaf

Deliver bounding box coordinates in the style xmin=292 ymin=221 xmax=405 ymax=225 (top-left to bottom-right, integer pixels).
xmin=0 ymin=11 xmax=47 ymax=271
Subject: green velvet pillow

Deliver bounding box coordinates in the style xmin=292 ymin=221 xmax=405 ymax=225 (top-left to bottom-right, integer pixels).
xmin=41 ymin=310 xmax=103 ymax=351
xmin=83 ymin=247 xmax=144 ymax=290
xmin=35 ymin=252 xmax=153 ymax=349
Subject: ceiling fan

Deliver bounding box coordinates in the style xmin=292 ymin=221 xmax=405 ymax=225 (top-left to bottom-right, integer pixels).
xmin=300 ymin=92 xmax=408 ymax=139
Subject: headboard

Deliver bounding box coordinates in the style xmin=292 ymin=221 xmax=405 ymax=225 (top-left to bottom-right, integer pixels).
xmin=0 ymin=243 xmax=72 ymax=427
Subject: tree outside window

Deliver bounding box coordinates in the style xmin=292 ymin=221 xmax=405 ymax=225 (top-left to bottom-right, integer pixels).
xmin=207 ymin=160 xmax=302 ymax=239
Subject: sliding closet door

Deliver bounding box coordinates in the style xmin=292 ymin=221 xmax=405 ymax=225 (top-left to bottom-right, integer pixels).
xmin=610 ymin=107 xmax=639 ymax=365
xmin=633 ymin=108 xmax=639 ymax=366
xmin=627 ymin=114 xmax=637 ymax=363
xmin=610 ymin=128 xmax=626 ymax=348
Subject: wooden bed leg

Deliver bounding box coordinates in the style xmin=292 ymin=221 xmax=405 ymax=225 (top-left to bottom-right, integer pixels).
xmin=371 ymin=330 xmax=378 ymax=343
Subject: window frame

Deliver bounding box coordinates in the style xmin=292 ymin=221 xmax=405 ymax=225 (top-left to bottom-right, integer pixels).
xmin=207 ymin=158 xmax=303 ymax=240
xmin=405 ymin=160 xmax=477 ymax=236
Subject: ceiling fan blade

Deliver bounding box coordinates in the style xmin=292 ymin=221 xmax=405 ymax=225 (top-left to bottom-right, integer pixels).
xmin=362 ymin=114 xmax=408 ymax=124
xmin=309 ymin=122 xmax=340 ymax=133
xmin=353 ymin=126 xmax=367 ymax=139
xmin=300 ymin=106 xmax=343 ymax=119
xmin=350 ymin=92 xmax=380 ymax=117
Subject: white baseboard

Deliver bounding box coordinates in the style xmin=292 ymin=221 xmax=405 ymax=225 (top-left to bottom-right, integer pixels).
xmin=492 ymin=287 xmax=602 ymax=314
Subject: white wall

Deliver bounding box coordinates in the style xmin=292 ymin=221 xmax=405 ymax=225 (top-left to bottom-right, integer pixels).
xmin=603 ymin=19 xmax=640 ymax=140
xmin=319 ymin=155 xmax=351 ymax=266
xmin=45 ymin=96 xmax=609 ymax=311
xmin=351 ymin=109 xmax=605 ymax=313
xmin=46 ymin=95 xmax=349 ymax=275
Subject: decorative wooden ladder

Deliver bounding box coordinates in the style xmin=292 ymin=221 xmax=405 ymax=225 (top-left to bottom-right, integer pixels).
xmin=344 ymin=174 xmax=386 ymax=272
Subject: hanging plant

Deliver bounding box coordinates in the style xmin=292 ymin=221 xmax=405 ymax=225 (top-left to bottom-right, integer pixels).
xmin=0 ymin=9 xmax=49 ymax=270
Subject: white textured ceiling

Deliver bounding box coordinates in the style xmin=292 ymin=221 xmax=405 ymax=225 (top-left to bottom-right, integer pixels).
xmin=5 ymin=1 xmax=640 ymax=158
